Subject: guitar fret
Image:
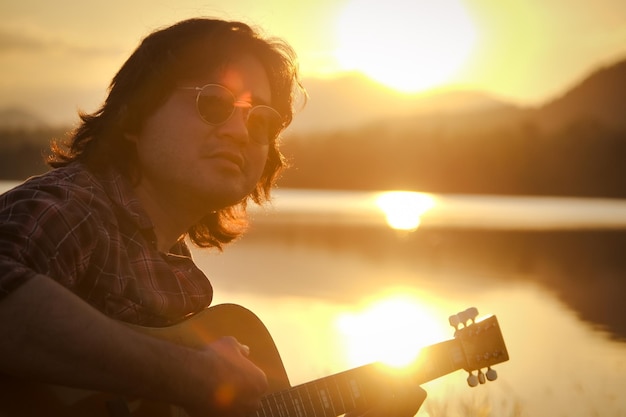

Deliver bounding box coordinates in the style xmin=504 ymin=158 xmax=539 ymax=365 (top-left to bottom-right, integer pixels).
xmin=328 ymin=374 xmax=346 ymax=415
xmin=304 ymin=380 xmax=326 ymax=417
xmin=334 ymin=372 xmax=351 ymax=413
xmin=351 ymin=366 xmax=375 ymax=410
xmin=290 ymin=389 xmax=305 ymax=417
xmin=336 ymin=369 xmax=368 ymax=413
xmin=303 ymin=382 xmax=318 ymax=417
xmin=278 ymin=392 xmax=289 ymax=417
xmin=315 ymin=380 xmax=334 ymax=417
xmin=318 ymin=379 xmax=336 ymax=417
xmin=257 ymin=397 xmax=270 ymax=417
xmin=285 ymin=391 xmax=293 ymax=417
xmin=267 ymin=392 xmax=284 ymax=417
xmin=349 ymin=377 xmax=361 ymax=406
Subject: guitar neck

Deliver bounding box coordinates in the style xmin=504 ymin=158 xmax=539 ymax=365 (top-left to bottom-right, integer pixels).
xmin=254 ymin=339 xmax=462 ymax=417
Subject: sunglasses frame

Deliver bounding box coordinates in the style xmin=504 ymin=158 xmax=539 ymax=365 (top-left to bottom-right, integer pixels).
xmin=179 ymin=84 xmax=284 ymax=144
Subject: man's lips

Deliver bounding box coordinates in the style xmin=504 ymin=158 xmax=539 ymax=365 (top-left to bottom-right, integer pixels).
xmin=206 ymin=150 xmax=244 ymax=169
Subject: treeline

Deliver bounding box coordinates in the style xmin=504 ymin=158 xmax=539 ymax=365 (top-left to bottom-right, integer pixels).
xmin=0 ymin=127 xmax=64 ymax=179
xmin=279 ymin=115 xmax=626 ymax=198
xmin=1 ymin=117 xmax=625 ymax=199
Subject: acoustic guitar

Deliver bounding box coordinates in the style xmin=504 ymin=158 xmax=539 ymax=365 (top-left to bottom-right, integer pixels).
xmin=0 ymin=304 xmax=508 ymax=416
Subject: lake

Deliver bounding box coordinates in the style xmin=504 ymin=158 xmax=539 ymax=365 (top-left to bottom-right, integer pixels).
xmin=2 ymin=181 xmax=626 ymax=417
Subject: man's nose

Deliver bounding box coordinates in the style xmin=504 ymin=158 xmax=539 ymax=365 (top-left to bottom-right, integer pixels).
xmin=216 ymin=106 xmax=249 ymax=143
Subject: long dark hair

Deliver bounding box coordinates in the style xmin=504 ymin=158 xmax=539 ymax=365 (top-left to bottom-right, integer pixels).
xmin=48 ymin=18 xmax=304 ymax=249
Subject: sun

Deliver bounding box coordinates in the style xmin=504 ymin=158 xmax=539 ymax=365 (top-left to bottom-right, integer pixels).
xmin=334 ymin=0 xmax=477 ymax=93
xmin=336 ymin=294 xmax=448 ymax=369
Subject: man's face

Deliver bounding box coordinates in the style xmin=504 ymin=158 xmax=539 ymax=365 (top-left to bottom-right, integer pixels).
xmin=130 ymin=54 xmax=273 ymax=217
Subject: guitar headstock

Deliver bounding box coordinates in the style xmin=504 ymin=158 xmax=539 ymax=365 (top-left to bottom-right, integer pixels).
xmin=450 ymin=307 xmax=509 ymax=387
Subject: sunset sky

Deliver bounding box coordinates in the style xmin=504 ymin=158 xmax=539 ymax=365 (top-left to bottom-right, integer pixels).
xmin=2 ymin=0 xmax=626 ymax=125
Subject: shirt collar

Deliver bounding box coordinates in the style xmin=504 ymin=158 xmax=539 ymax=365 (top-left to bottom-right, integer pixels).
xmin=96 ymin=165 xmax=192 ymax=256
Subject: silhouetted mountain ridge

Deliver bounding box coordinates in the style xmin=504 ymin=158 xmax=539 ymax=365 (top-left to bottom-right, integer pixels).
xmin=535 ymin=58 xmax=626 ymax=131
xmin=2 ymin=56 xmax=625 ymax=135
xmin=389 ymin=56 xmax=626 ymax=135
xmin=279 ymin=57 xmax=626 ymax=197
xmin=1 ymin=56 xmax=625 ymax=194
xmin=289 ymin=71 xmax=515 ymax=134
xmin=0 ymin=107 xmax=48 ymax=130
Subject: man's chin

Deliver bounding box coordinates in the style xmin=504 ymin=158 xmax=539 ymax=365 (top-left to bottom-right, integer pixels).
xmin=195 ymin=186 xmax=254 ymax=212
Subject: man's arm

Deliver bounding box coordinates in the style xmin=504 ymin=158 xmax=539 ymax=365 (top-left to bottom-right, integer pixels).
xmin=0 ymin=276 xmax=267 ymax=416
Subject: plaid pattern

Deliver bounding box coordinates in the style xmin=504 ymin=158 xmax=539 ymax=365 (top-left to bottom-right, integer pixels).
xmin=0 ymin=163 xmax=213 ymax=326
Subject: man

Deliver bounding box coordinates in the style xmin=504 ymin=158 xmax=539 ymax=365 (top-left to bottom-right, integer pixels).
xmin=0 ymin=18 xmax=425 ymax=416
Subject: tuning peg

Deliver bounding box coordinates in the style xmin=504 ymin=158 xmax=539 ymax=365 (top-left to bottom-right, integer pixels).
xmin=459 ymin=307 xmax=479 ymax=325
xmin=449 ymin=314 xmax=461 ymax=330
xmin=486 ymin=367 xmax=498 ymax=381
xmin=477 ymin=369 xmax=486 ymax=384
xmin=451 ymin=307 xmax=479 ymax=329
xmin=467 ymin=372 xmax=479 ymax=387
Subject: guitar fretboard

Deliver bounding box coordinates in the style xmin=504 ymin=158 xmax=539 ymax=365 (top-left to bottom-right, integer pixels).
xmin=254 ymin=364 xmax=379 ymax=417
xmin=253 ymin=338 xmax=464 ymax=417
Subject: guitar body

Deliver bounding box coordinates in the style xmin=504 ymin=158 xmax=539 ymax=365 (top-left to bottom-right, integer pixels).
xmin=0 ymin=304 xmax=291 ymax=417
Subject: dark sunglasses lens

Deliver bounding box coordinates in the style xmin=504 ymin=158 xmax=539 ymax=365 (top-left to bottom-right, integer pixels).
xmin=247 ymin=107 xmax=283 ymax=144
xmin=196 ymin=86 xmax=234 ymax=124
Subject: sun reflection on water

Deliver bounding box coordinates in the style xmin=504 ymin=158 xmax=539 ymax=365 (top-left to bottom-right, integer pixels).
xmin=335 ymin=292 xmax=448 ymax=368
xmin=375 ymin=191 xmax=436 ymax=231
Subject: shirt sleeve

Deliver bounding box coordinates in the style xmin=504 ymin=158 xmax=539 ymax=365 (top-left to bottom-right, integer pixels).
xmin=0 ymin=179 xmax=99 ymax=300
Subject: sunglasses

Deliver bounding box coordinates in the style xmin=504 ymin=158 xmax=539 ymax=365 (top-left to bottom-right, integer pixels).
xmin=180 ymin=84 xmax=284 ymax=145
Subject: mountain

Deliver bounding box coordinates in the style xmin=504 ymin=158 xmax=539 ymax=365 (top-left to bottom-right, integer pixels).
xmin=0 ymin=107 xmax=48 ymax=130
xmin=4 ymin=56 xmax=624 ymax=136
xmin=287 ymin=72 xmax=513 ymax=134
xmin=535 ymin=58 xmax=626 ymax=131
xmin=0 ymin=57 xmax=624 ymax=193
xmin=279 ymin=57 xmax=626 ymax=197
xmin=286 ymin=57 xmax=626 ymax=136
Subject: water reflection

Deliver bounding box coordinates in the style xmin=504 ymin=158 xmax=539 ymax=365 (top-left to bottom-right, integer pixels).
xmin=255 ymin=188 xmax=626 ymax=230
xmin=199 ymin=241 xmax=626 ymax=417
xmin=249 ymin=189 xmax=626 ymax=339
xmin=196 ymin=189 xmax=626 ymax=417
xmin=335 ymin=293 xmax=447 ymax=368
xmin=375 ymin=191 xmax=436 ymax=231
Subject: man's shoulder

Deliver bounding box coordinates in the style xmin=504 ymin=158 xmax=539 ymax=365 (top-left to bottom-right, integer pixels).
xmin=1 ymin=164 xmax=112 ymax=214
xmin=24 ymin=163 xmax=102 ymax=191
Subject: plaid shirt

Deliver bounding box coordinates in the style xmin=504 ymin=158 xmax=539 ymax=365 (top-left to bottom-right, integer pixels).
xmin=0 ymin=163 xmax=213 ymax=326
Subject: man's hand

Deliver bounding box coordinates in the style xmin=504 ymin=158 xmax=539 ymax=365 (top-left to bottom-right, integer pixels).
xmin=0 ymin=278 xmax=266 ymax=417
xmin=185 ymin=336 xmax=268 ymax=417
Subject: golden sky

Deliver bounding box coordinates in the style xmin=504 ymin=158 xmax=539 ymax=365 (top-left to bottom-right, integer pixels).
xmin=1 ymin=0 xmax=626 ymax=125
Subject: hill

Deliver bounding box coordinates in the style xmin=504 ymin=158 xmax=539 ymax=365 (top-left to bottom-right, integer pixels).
xmin=288 ymin=72 xmax=514 ymax=134
xmin=279 ymin=56 xmax=626 ymax=197
xmin=0 ymin=108 xmax=48 ymax=131
xmin=535 ymin=59 xmax=626 ymax=131
xmin=287 ymin=56 xmax=626 ymax=136
xmin=1 ymin=56 xmax=625 ymax=195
